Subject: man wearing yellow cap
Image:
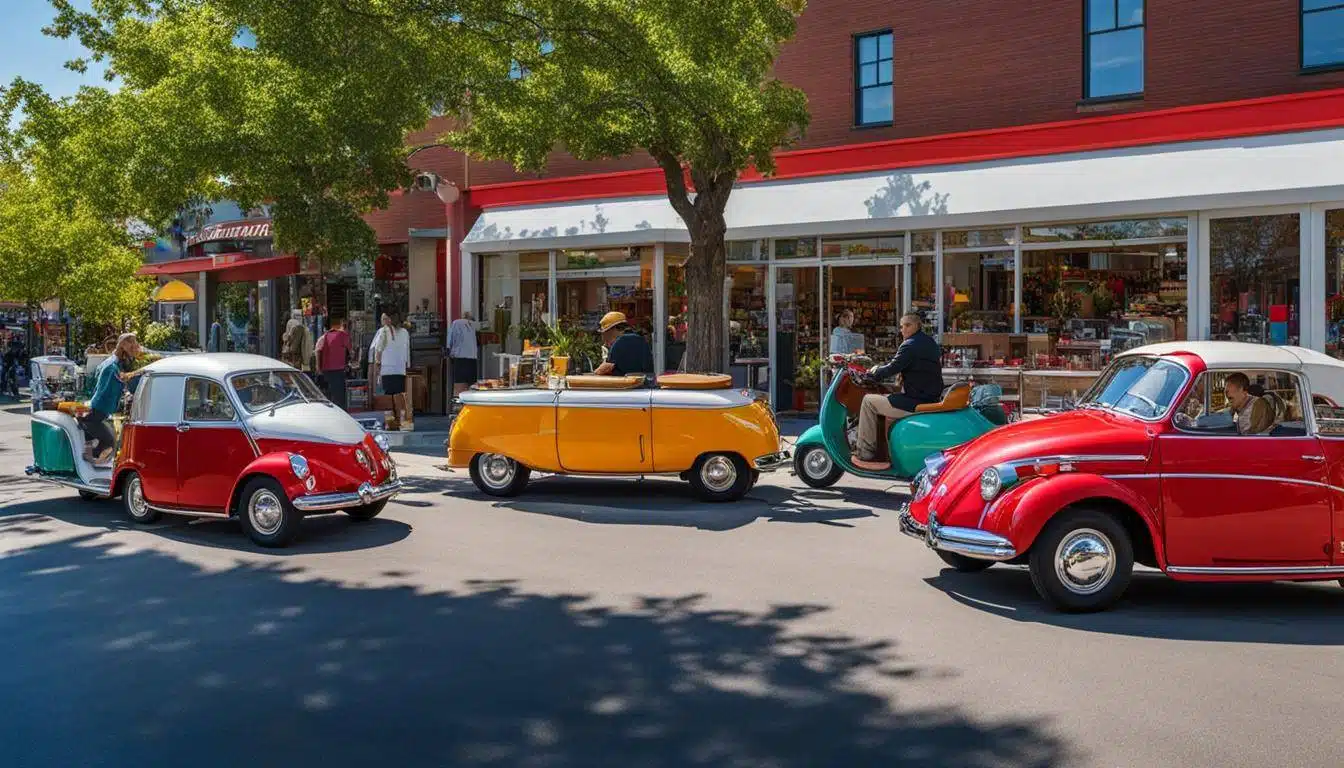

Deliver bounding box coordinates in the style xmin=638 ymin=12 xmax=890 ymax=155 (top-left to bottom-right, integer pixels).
xmin=594 ymin=311 xmax=653 ymax=378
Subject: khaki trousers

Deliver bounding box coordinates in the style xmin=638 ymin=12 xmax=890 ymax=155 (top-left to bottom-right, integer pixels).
xmin=857 ymin=394 xmax=912 ymax=461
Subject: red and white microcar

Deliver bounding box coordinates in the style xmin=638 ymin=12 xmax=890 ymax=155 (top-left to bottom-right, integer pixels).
xmin=96 ymin=354 xmax=398 ymax=547
xmin=900 ymin=342 xmax=1344 ymax=612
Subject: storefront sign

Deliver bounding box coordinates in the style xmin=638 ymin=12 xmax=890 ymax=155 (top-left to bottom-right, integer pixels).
xmin=187 ymin=220 xmax=272 ymax=247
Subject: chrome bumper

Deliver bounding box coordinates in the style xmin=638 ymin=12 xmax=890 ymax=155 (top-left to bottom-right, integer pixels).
xmin=899 ymin=504 xmax=1018 ymax=561
xmin=293 ymin=480 xmax=403 ymax=512
xmin=753 ymin=451 xmax=792 ymax=472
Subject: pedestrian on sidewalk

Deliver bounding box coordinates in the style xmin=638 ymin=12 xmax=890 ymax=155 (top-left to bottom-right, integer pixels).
xmin=446 ymin=311 xmax=478 ymax=406
xmin=314 ymin=317 xmax=352 ymax=410
xmin=372 ymin=311 xmax=413 ymax=431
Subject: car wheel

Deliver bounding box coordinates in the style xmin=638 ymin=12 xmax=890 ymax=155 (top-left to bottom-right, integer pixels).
xmin=236 ymin=477 xmax=301 ymax=548
xmin=1028 ymin=509 xmax=1133 ymax=613
xmin=469 ymin=453 xmax=530 ymax=497
xmin=346 ymin=499 xmax=388 ymax=521
xmin=689 ymin=453 xmax=752 ymax=502
xmin=121 ymin=472 xmax=161 ymax=524
xmin=937 ymin=550 xmax=995 ymax=573
xmin=794 ymin=445 xmax=844 ymax=489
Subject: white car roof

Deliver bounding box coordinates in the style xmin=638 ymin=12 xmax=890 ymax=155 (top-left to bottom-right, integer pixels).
xmin=1117 ymin=341 xmax=1344 ymax=371
xmin=142 ymin=353 xmax=295 ymax=379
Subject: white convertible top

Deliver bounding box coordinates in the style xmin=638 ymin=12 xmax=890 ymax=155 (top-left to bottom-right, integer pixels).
xmin=142 ymin=353 xmax=295 ymax=379
xmin=1118 ymin=342 xmax=1344 ymax=401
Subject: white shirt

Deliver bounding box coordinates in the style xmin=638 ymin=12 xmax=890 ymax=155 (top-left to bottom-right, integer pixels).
xmin=446 ymin=318 xmax=478 ymax=359
xmin=374 ymin=326 xmax=411 ymax=375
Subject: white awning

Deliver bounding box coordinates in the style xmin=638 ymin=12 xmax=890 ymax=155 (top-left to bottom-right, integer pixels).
xmin=463 ymin=127 xmax=1344 ymax=253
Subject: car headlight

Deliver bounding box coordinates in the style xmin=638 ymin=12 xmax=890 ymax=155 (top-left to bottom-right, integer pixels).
xmin=979 ymin=467 xmax=1003 ymax=501
xmin=289 ymin=453 xmax=310 ymax=480
xmin=373 ymin=433 xmax=390 ymax=453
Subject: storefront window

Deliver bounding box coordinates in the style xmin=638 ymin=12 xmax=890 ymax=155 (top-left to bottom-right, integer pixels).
xmin=518 ymin=252 xmax=550 ymax=343
xmin=820 ymin=235 xmax=904 ymax=260
xmin=1324 ymin=210 xmax=1344 ymax=359
xmin=911 ymin=252 xmax=937 ymax=330
xmin=773 ymin=266 xmax=821 ymax=412
xmin=826 ymin=264 xmax=903 ymax=360
xmin=1209 ymin=214 xmax=1301 ymax=346
xmin=773 ymin=238 xmax=817 ymax=260
xmin=1022 ymin=218 xmax=1187 ymax=244
xmin=1021 ymin=245 xmax=1187 ymax=370
xmin=728 ymin=265 xmax=769 ymax=389
xmin=557 ymin=247 xmax=654 ymax=334
xmin=727 ymin=240 xmax=765 ymax=262
xmin=911 ymin=231 xmax=936 ymax=254
xmin=942 ymin=252 xmax=1016 ymax=366
xmin=942 ymin=228 xmax=1016 ymax=250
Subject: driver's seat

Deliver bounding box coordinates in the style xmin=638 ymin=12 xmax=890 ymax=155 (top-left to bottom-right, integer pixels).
xmin=914 ymin=383 xmax=972 ymax=414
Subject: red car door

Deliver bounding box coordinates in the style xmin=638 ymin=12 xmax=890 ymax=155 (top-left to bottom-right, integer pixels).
xmin=175 ymin=377 xmax=257 ymax=512
xmin=132 ymin=374 xmax=185 ymax=506
xmin=1160 ymin=433 xmax=1332 ymax=567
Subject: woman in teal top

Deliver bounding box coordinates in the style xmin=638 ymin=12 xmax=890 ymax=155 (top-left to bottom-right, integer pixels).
xmin=80 ymin=333 xmax=144 ymax=466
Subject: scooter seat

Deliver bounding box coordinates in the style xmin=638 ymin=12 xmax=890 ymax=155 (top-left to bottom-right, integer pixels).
xmin=31 ymin=411 xmax=113 ymax=483
xmin=915 ymin=383 xmax=971 ymax=414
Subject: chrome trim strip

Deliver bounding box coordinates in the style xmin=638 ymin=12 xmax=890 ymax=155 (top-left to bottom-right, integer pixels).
xmin=146 ymin=503 xmax=230 ymax=519
xmin=1162 ymin=434 xmax=1317 ymax=441
xmin=1166 ymin=565 xmax=1344 ymax=576
xmin=1106 ymin=472 xmax=1344 ymax=494
xmin=1003 ymin=454 xmax=1147 ymax=469
xmin=292 ymin=480 xmax=403 ymax=512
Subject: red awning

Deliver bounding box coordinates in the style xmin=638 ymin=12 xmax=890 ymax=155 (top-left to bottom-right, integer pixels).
xmin=137 ymin=254 xmax=299 ymax=283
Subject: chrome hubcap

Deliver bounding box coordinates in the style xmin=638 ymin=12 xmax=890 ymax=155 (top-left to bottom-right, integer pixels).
xmin=249 ymin=490 xmax=285 ymax=536
xmin=701 ymin=455 xmax=738 ymax=493
xmin=480 ymin=454 xmax=516 ymax=489
xmin=1054 ymin=528 xmax=1116 ymax=595
xmin=127 ymin=477 xmax=148 ymax=519
xmin=803 ymin=448 xmax=833 ymax=479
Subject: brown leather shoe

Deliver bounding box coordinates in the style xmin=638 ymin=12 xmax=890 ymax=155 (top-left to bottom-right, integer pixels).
xmin=851 ymin=457 xmax=892 ymax=471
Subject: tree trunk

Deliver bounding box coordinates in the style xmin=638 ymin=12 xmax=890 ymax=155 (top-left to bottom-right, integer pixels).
xmin=682 ymin=212 xmax=728 ymax=372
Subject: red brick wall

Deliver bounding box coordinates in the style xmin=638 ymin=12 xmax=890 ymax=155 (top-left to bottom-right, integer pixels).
xmin=369 ymin=0 xmax=1344 ymax=238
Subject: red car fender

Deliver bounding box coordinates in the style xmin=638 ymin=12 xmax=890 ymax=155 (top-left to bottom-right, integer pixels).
xmin=1000 ymin=473 xmax=1165 ymax=567
xmin=226 ymin=452 xmax=307 ymax=515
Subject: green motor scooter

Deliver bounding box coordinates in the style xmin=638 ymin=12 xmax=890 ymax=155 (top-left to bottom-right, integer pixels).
xmin=792 ymin=354 xmax=1002 ymax=488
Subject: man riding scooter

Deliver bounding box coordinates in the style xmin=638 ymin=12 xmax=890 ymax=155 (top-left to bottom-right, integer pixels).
xmin=851 ymin=313 xmax=944 ymax=471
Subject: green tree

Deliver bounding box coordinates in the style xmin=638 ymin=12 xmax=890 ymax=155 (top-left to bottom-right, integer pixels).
xmin=448 ymin=0 xmax=810 ymax=370
xmin=14 ymin=0 xmax=809 ymax=371
xmin=0 ymin=164 xmax=149 ymax=340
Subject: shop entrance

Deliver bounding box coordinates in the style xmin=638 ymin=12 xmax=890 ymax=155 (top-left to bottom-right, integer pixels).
xmin=821 ymin=261 xmax=906 ymax=374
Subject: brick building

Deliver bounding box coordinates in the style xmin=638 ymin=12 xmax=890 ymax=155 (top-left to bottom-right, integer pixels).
xmin=369 ymin=0 xmax=1344 ymax=412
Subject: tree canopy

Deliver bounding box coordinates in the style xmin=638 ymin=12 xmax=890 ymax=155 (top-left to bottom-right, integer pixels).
xmin=8 ymin=0 xmax=810 ymax=369
xmin=0 ymin=163 xmax=150 ymax=328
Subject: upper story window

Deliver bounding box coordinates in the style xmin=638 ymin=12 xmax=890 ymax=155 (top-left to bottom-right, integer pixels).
xmin=1085 ymin=0 xmax=1144 ymax=99
xmin=1303 ymin=1 xmax=1344 ymax=70
xmin=854 ymin=31 xmax=893 ymax=126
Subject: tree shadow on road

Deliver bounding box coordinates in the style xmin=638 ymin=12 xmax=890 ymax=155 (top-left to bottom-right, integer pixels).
xmin=924 ymin=566 xmax=1344 ymax=645
xmin=0 ymin=534 xmax=1072 ymax=767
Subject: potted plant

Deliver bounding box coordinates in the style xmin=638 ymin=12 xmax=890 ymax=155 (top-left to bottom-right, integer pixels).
xmin=794 ymin=351 xmax=821 ymax=411
xmin=548 ymin=325 xmax=574 ymax=376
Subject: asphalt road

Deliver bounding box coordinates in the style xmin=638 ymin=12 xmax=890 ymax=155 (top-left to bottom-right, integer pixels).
xmin=1 ymin=401 xmax=1342 ymax=767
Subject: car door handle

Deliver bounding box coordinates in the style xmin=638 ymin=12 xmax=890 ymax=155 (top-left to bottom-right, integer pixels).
xmin=176 ymin=422 xmax=191 ymax=433
xmin=1302 ymin=454 xmax=1325 ymax=462
xmin=639 ymin=435 xmax=646 ymax=463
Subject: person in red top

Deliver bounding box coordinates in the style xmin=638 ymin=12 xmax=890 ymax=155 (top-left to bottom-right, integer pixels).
xmin=314 ymin=318 xmax=352 ymax=410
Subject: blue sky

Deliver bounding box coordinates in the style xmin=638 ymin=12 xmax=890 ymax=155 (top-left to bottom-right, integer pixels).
xmin=2 ymin=0 xmax=108 ymax=99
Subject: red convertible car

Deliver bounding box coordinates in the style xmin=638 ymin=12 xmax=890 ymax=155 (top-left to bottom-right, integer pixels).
xmin=900 ymin=342 xmax=1344 ymax=612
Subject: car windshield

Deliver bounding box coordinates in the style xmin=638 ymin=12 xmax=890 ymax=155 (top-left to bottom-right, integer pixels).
xmin=229 ymin=370 xmax=326 ymax=414
xmin=1079 ymin=356 xmax=1188 ymax=420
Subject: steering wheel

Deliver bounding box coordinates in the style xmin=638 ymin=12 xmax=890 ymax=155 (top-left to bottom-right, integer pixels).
xmin=1120 ymin=391 xmax=1160 ymax=415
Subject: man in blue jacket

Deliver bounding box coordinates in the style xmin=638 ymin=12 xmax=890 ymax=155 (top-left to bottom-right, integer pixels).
xmin=853 ymin=313 xmax=945 ymax=471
